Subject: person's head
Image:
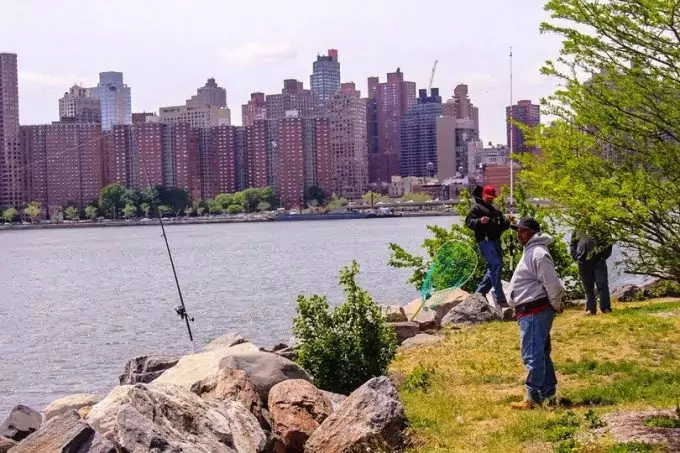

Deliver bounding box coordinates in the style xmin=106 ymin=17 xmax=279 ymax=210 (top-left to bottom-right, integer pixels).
xmin=511 ymin=216 xmax=541 ymax=246
xmin=482 ymin=185 xmax=497 ymax=204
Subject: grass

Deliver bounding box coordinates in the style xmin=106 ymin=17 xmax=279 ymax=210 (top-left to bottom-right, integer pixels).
xmin=391 ymin=299 xmax=680 ymax=453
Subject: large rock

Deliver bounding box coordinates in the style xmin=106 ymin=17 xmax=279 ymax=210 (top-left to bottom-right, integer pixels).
xmin=0 ymin=437 xmax=15 ymax=453
xmin=10 ymin=410 xmax=115 ymax=453
xmin=153 ymin=341 xmax=260 ymax=390
xmin=441 ymin=293 xmax=501 ymax=327
xmin=42 ymin=393 xmax=103 ymax=422
xmin=191 ymin=368 xmax=266 ymax=427
xmin=320 ymin=391 xmax=347 ymax=412
xmin=119 ymin=355 xmax=179 ymax=385
xmin=268 ymin=380 xmax=332 ymax=452
xmin=612 ymin=284 xmax=643 ymax=302
xmin=404 ymin=288 xmax=469 ymax=330
xmin=87 ymin=383 xmax=267 ymax=453
xmin=304 ymin=377 xmax=406 ymax=453
xmin=205 ymin=333 xmax=248 ymax=352
xmin=387 ymin=322 xmax=419 ymax=344
xmin=381 ymin=305 xmax=407 ymax=323
xmin=400 ymin=333 xmax=443 ymax=349
xmin=219 ymin=350 xmax=312 ymax=403
xmin=0 ymin=405 xmax=41 ymax=442
xmin=485 ymin=280 xmax=510 ymax=308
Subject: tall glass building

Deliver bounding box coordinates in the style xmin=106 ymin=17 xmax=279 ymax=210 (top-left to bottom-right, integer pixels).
xmin=89 ymin=72 xmax=131 ymax=131
xmin=400 ymin=88 xmax=443 ymax=177
xmin=310 ymin=49 xmax=340 ymax=104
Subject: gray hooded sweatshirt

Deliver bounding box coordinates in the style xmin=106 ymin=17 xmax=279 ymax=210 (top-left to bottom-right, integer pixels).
xmin=507 ymin=233 xmax=564 ymax=311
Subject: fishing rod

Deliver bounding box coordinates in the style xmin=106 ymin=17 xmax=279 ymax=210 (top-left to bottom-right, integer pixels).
xmin=131 ymin=127 xmax=196 ymax=351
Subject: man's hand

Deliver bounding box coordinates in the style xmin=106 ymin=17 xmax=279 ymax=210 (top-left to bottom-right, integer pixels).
xmin=481 ymin=216 xmax=490 ymax=224
xmin=556 ymin=304 xmax=564 ymax=314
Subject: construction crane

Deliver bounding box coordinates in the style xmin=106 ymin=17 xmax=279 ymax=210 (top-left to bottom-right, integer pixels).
xmin=428 ymin=60 xmax=438 ymax=90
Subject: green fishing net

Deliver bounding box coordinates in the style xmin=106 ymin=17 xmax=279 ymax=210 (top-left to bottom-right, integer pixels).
xmin=413 ymin=240 xmax=478 ymax=318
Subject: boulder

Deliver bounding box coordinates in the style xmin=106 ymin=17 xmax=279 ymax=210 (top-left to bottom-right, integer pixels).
xmin=268 ymin=380 xmax=332 ymax=452
xmin=273 ymin=347 xmax=297 ymax=362
xmin=219 ymin=350 xmax=312 ymax=403
xmin=153 ymin=341 xmax=260 ymax=390
xmin=191 ymin=368 xmax=266 ymax=427
xmin=612 ymin=284 xmax=643 ymax=302
xmin=381 ymin=305 xmax=407 ymax=323
xmin=88 ymin=383 xmax=266 ymax=453
xmin=320 ymin=391 xmax=347 ymax=412
xmin=400 ymin=333 xmax=443 ymax=349
xmin=387 ymin=322 xmax=419 ymax=344
xmin=264 ymin=433 xmax=287 ymax=453
xmin=205 ymin=332 xmax=248 ymax=352
xmin=404 ymin=288 xmax=469 ymax=330
xmin=441 ymin=293 xmax=501 ymax=327
xmin=0 ymin=437 xmax=15 ymax=453
xmin=119 ymin=355 xmax=179 ymax=385
xmin=42 ymin=393 xmax=103 ymax=422
xmin=485 ymin=280 xmax=510 ymax=308
xmin=0 ymin=405 xmax=41 ymax=442
xmin=9 ymin=410 xmax=114 ymax=453
xmin=304 ymin=376 xmax=406 ymax=453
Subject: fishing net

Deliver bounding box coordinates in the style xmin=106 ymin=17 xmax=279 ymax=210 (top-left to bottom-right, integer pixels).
xmin=411 ymin=240 xmax=478 ymax=320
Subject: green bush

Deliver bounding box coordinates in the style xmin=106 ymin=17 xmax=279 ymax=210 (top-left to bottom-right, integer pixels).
xmin=389 ymin=185 xmax=583 ymax=300
xmin=292 ymin=260 xmax=398 ymax=395
xmin=402 ymin=364 xmax=436 ymax=393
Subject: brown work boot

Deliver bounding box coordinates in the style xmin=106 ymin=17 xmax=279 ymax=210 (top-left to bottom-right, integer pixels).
xmin=510 ymin=400 xmax=536 ymax=410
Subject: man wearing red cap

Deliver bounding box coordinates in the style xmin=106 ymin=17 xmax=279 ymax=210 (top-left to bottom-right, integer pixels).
xmin=465 ymin=185 xmax=512 ymax=307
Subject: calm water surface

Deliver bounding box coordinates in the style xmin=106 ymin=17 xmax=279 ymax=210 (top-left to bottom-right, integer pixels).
xmin=0 ymin=217 xmax=637 ymax=414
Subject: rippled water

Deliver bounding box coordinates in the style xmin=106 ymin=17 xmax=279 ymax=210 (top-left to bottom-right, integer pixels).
xmin=0 ymin=217 xmax=639 ymax=414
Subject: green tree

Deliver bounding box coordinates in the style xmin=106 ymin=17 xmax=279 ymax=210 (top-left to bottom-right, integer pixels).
xmin=362 ymin=191 xmax=388 ymax=205
xmin=140 ymin=202 xmax=151 ymax=218
xmin=293 ymin=260 xmax=398 ymax=394
xmin=327 ymin=194 xmax=348 ymax=210
xmin=99 ymin=183 xmax=126 ymax=219
xmin=256 ymin=201 xmax=271 ymax=212
xmin=227 ymin=204 xmax=243 ymax=215
xmin=24 ymin=201 xmax=42 ymax=223
xmin=196 ymin=204 xmax=206 ymax=216
xmin=158 ymin=205 xmax=172 ymax=217
xmin=401 ymin=192 xmax=432 ymax=202
xmin=518 ymin=0 xmax=680 ymax=282
xmin=2 ymin=207 xmax=17 ymax=223
xmin=306 ymin=185 xmax=326 ymax=206
xmin=122 ymin=203 xmax=137 ymax=219
xmin=389 ymin=186 xmax=582 ymax=299
xmin=183 ymin=205 xmax=194 ymax=217
xmin=85 ymin=205 xmax=98 ymax=221
xmin=64 ymin=206 xmax=79 ymax=221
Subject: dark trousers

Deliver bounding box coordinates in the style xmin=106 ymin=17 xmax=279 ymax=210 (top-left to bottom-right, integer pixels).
xmin=579 ymin=259 xmax=611 ymax=313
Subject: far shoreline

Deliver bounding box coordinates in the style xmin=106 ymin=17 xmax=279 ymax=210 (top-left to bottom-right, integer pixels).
xmin=0 ymin=210 xmax=459 ymax=231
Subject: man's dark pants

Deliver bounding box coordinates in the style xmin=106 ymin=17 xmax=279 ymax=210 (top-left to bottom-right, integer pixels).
xmin=579 ymin=259 xmax=611 ymax=313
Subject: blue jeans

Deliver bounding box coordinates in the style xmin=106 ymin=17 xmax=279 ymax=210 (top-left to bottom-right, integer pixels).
xmin=476 ymin=239 xmax=506 ymax=303
xmin=519 ymin=307 xmax=557 ymax=403
xmin=579 ymin=259 xmax=611 ymax=313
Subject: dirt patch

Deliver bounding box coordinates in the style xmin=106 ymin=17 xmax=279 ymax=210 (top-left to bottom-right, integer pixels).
xmin=604 ymin=410 xmax=680 ymax=450
xmin=654 ymin=309 xmax=680 ymax=318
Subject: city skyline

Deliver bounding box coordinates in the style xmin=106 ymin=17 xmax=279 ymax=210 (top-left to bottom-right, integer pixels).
xmin=0 ymin=0 xmax=561 ymax=146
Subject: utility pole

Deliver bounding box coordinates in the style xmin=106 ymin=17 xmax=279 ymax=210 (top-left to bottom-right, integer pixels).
xmin=509 ymin=46 xmax=514 ymax=209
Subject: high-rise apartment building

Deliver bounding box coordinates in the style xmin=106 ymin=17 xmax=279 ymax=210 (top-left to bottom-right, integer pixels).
xmin=198 ymin=125 xmax=242 ymax=200
xmin=59 ymin=85 xmax=101 ymax=124
xmin=328 ymin=82 xmax=368 ymax=199
xmin=438 ymin=84 xmax=480 ymax=176
xmin=246 ymin=120 xmax=274 ymax=189
xmin=400 ymin=88 xmax=443 ymax=178
xmin=159 ymin=104 xmax=231 ymax=129
xmin=452 ymin=84 xmax=480 ymax=136
xmin=21 ymin=123 xmax=103 ymax=210
xmin=0 ymin=53 xmax=23 ymax=208
xmin=242 ymin=92 xmax=267 ymax=127
xmin=131 ymin=112 xmax=157 ymax=124
xmin=187 ymin=78 xmax=227 ymax=108
xmin=310 ymin=49 xmax=341 ymax=104
xmin=367 ymin=69 xmax=416 ymax=183
xmin=89 ymin=72 xmax=132 ymax=131
xmin=266 ymin=80 xmax=315 ymax=119
xmin=436 ymin=115 xmax=457 ymax=181
xmin=507 ymin=100 xmax=540 ymax=154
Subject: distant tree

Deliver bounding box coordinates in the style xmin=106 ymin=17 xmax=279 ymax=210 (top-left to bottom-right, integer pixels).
xmin=196 ymin=205 xmax=206 ymax=216
xmin=184 ymin=205 xmax=194 ymax=217
xmin=85 ymin=205 xmax=98 ymax=221
xmin=256 ymin=201 xmax=272 ymax=212
xmin=155 ymin=186 xmax=190 ymax=214
xmin=306 ymin=185 xmax=326 ymax=206
xmin=158 ymin=205 xmax=172 ymax=217
xmin=362 ymin=191 xmax=388 ymax=204
xmin=64 ymin=206 xmax=80 ymax=221
xmin=227 ymin=204 xmax=243 ymax=215
xmin=122 ymin=203 xmax=137 ymax=219
xmin=49 ymin=205 xmax=63 ymax=222
xmin=401 ymin=192 xmax=432 ymax=202
xmin=2 ymin=207 xmax=17 ymax=224
xmin=24 ymin=201 xmax=42 ymax=223
xmin=99 ymin=183 xmax=127 ymax=219
xmin=327 ymin=194 xmax=349 ymax=210
xmin=140 ymin=202 xmax=151 ymax=218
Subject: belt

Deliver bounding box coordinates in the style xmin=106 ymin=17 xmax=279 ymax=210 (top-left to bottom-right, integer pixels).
xmin=515 ymin=297 xmax=551 ymax=314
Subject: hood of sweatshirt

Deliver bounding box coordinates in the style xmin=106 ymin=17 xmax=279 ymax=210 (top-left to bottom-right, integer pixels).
xmin=524 ymin=233 xmax=554 ymax=251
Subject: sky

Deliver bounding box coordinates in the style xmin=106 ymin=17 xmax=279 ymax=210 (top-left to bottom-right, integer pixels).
xmin=0 ymin=0 xmax=563 ymax=145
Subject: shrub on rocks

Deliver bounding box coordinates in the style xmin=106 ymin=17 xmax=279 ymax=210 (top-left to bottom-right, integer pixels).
xmin=293 ymin=260 xmax=398 ymax=395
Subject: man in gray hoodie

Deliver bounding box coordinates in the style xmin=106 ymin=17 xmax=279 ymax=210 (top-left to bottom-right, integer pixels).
xmin=507 ymin=217 xmax=565 ymax=409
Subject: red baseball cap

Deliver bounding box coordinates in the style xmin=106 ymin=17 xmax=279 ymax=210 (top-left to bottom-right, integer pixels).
xmin=482 ymin=185 xmax=497 ymax=198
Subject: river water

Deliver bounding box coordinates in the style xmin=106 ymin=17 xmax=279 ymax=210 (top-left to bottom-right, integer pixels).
xmin=0 ymin=216 xmax=638 ymax=414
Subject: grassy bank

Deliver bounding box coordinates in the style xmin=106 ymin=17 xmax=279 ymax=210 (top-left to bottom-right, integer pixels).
xmin=392 ymin=300 xmax=680 ymax=453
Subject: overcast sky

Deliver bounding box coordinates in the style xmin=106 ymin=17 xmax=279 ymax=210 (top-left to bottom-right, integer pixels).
xmin=1 ymin=0 xmax=562 ymax=145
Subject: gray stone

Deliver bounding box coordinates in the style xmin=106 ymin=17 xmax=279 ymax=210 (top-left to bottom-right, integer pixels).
xmin=400 ymin=333 xmax=443 ymax=349
xmin=42 ymin=393 xmax=103 ymax=422
xmin=9 ymin=410 xmax=101 ymax=453
xmin=381 ymin=305 xmax=407 ymax=323
xmin=219 ymin=350 xmax=312 ymax=403
xmin=119 ymin=355 xmax=179 ymax=385
xmin=612 ymin=284 xmax=643 ymax=302
xmin=403 ymin=288 xmax=469 ymax=330
xmin=441 ymin=293 xmax=501 ymax=327
xmin=88 ymin=383 xmax=267 ymax=453
xmin=205 ymin=332 xmax=248 ymax=352
xmin=0 ymin=404 xmax=41 ymax=442
xmin=320 ymin=391 xmax=347 ymax=412
xmin=387 ymin=322 xmax=419 ymax=344
xmin=304 ymin=376 xmax=406 ymax=453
